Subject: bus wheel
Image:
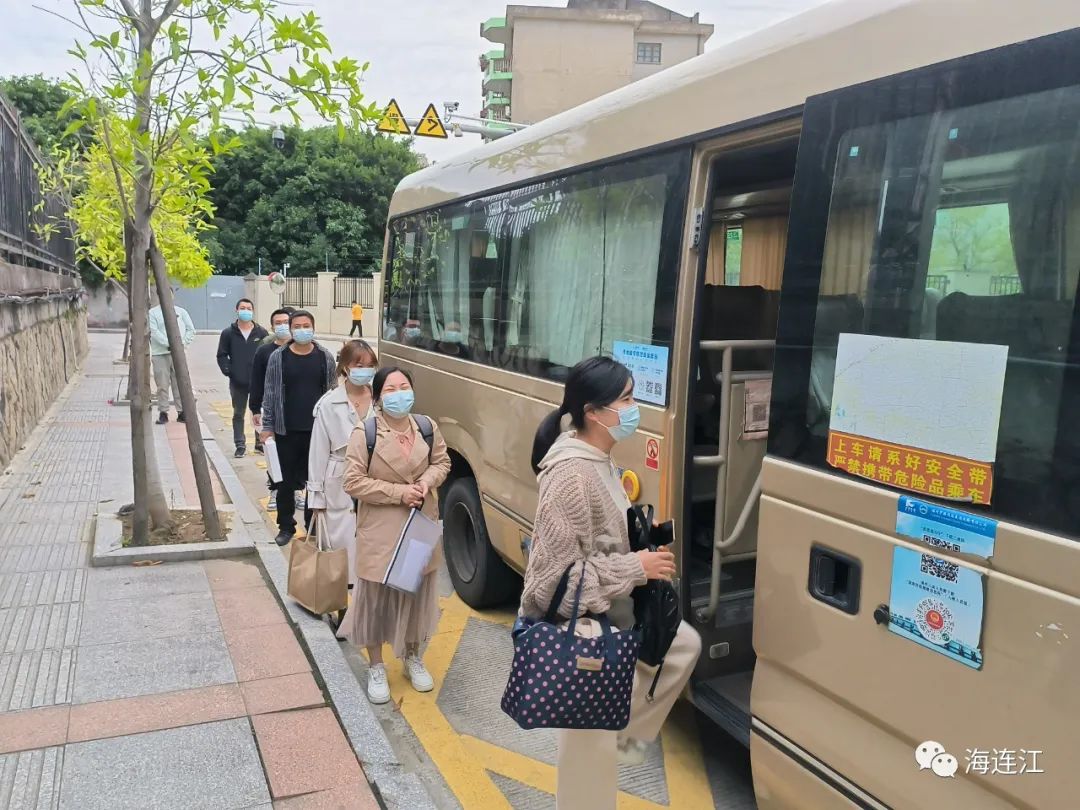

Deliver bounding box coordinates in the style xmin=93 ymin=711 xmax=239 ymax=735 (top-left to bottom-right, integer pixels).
xmin=443 ymin=477 xmax=518 ymax=609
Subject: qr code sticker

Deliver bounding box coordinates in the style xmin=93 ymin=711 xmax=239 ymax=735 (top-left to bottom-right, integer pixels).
xmin=923 ymin=535 xmax=960 ymax=553
xmin=920 ymin=554 xmax=959 ymax=583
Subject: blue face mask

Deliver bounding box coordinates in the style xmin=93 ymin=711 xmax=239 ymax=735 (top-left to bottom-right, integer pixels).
xmin=273 ymin=323 xmax=291 ymax=340
xmin=292 ymin=328 xmax=314 ymax=345
xmin=237 ymin=310 xmax=254 ymax=322
xmin=348 ymin=367 xmax=376 ymax=387
xmin=381 ymin=390 xmax=415 ymax=418
xmin=442 ymin=330 xmax=462 ymax=344
xmin=403 ymin=327 xmax=422 ymax=341
xmin=604 ymin=403 xmax=640 ymax=442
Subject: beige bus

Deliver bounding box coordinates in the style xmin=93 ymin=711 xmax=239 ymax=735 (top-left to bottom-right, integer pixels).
xmin=379 ymin=1 xmax=1080 ymax=806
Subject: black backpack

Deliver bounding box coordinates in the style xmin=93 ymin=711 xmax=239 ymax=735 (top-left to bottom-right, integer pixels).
xmin=627 ymin=504 xmax=682 ymax=700
xmin=350 ymin=415 xmax=435 ymax=512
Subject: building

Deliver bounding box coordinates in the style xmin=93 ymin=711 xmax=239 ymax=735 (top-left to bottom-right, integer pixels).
xmin=480 ymin=0 xmax=713 ymax=130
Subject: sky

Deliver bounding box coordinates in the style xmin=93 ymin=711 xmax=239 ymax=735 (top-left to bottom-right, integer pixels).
xmin=1 ymin=0 xmax=830 ymax=163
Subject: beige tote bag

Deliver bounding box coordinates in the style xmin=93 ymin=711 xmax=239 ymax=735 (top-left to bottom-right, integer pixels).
xmin=287 ymin=513 xmax=348 ymax=615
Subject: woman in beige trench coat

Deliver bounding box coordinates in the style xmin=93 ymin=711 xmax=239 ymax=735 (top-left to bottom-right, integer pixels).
xmin=340 ymin=366 xmax=451 ymax=705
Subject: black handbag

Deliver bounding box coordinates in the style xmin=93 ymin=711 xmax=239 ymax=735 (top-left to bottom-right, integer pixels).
xmin=501 ymin=562 xmax=641 ymax=730
xmin=627 ymin=505 xmax=682 ymax=701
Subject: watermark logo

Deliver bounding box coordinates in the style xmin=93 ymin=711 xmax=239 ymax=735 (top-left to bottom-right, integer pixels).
xmin=916 ymin=741 xmax=1044 ymax=778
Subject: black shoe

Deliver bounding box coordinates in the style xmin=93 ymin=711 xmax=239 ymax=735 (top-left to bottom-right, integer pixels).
xmin=177 ymin=412 xmax=186 ymax=423
xmin=234 ymin=447 xmax=246 ymax=458
xmin=274 ymin=530 xmax=295 ymax=546
xmin=156 ymin=412 xmax=168 ymax=424
xmin=254 ymin=444 xmax=264 ymax=455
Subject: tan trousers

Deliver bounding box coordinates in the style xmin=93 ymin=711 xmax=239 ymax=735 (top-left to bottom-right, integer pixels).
xmin=151 ymin=353 xmax=181 ymax=414
xmin=556 ymin=620 xmax=702 ymax=810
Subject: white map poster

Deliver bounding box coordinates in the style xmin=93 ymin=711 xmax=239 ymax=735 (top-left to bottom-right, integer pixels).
xmin=830 ymin=334 xmax=1008 ymax=463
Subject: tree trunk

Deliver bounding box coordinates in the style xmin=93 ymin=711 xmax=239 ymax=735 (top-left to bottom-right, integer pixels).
xmin=125 ymin=219 xmax=172 ymax=543
xmin=149 ymin=236 xmax=224 ymax=540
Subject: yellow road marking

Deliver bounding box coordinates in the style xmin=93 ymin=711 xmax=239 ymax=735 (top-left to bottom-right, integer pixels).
xmin=660 ymin=701 xmax=714 ymax=809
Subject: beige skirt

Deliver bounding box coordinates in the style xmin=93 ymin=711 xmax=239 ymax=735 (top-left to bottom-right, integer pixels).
xmin=336 ymin=571 xmax=441 ymax=659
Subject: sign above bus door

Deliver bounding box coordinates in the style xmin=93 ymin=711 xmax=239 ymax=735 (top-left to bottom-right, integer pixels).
xmin=376 ymin=98 xmax=410 ymax=135
xmin=414 ymin=103 xmax=448 ymax=139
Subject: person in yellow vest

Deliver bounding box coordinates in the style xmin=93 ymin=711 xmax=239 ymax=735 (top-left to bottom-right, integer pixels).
xmin=349 ymin=301 xmax=364 ymax=337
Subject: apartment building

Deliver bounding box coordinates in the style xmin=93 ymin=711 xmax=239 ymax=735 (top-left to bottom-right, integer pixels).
xmin=480 ymin=0 xmax=714 ymax=130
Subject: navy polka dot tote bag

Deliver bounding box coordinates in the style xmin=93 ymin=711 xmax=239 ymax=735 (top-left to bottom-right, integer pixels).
xmin=501 ymin=562 xmax=641 ymax=731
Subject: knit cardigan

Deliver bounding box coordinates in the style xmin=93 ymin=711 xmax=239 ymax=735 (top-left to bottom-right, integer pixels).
xmin=520 ymin=457 xmax=647 ymax=623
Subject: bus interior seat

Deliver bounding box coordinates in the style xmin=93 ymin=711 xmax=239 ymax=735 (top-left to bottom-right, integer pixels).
xmin=808 ymin=295 xmax=865 ymax=429
xmin=936 ymin=291 xmax=1071 ymax=485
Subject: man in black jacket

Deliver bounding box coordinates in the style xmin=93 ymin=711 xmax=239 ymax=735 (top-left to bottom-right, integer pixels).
xmin=216 ymin=298 xmax=269 ymax=458
xmin=249 ymin=307 xmax=294 ymax=513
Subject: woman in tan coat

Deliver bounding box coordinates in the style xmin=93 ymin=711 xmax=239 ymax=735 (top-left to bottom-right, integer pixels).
xmin=341 ymin=366 xmax=451 ymax=705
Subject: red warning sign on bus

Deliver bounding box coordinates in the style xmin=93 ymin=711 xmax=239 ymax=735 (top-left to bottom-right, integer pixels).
xmin=645 ymin=438 xmax=660 ymax=471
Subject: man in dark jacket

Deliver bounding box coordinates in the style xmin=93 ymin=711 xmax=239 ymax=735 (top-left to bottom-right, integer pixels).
xmin=248 ymin=306 xmax=293 ymax=511
xmin=216 ymin=298 xmax=269 ymax=457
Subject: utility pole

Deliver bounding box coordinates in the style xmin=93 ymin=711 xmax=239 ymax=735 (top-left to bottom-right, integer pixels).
xmin=282 ymin=262 xmax=290 ymax=278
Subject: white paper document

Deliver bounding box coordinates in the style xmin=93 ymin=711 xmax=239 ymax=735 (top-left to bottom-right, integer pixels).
xmin=384 ymin=509 xmax=442 ymax=593
xmin=830 ymin=334 xmax=1008 ymax=462
xmin=264 ymin=438 xmax=283 ymax=483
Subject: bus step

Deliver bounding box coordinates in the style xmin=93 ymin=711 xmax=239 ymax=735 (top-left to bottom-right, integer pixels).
xmin=691 ymin=671 xmax=752 ymax=748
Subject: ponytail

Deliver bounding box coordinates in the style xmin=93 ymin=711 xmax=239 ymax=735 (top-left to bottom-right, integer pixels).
xmin=531 ymin=406 xmax=566 ymax=473
xmin=530 ymin=357 xmax=631 ymax=474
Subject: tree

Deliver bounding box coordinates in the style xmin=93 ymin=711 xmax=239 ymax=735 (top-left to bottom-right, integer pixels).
xmin=202 ymin=125 xmax=421 ymax=276
xmin=929 ymin=204 xmax=1017 ymax=276
xmin=0 ymin=75 xmax=88 ymax=153
xmin=52 ymin=0 xmax=375 ymax=545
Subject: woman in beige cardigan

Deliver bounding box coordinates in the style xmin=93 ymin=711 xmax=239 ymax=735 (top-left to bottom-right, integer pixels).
xmin=341 ymin=366 xmax=451 ymax=705
xmin=521 ymin=356 xmax=701 ymax=810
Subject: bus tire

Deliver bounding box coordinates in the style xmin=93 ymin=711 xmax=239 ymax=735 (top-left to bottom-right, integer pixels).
xmin=443 ymin=477 xmax=519 ymax=609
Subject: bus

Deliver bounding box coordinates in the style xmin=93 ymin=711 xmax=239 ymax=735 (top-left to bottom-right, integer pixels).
xmin=378 ymin=1 xmax=1080 ymax=806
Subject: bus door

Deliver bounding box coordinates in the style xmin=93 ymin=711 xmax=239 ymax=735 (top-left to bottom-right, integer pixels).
xmin=756 ymin=30 xmax=1080 ymax=808
xmin=684 ymin=138 xmax=798 ymax=743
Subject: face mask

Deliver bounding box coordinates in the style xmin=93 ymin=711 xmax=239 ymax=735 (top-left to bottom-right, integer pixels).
xmin=381 ymin=390 xmax=415 ymax=418
xmin=442 ymin=330 xmax=462 ymax=344
xmin=348 ymin=367 xmax=376 ymax=387
xmin=292 ymin=328 xmax=314 ymax=345
xmin=403 ymin=328 xmax=422 ymax=341
xmin=604 ymin=403 xmax=640 ymax=442
xmin=237 ymin=310 xmax=254 ymax=322
xmin=273 ymin=324 xmax=291 ymax=340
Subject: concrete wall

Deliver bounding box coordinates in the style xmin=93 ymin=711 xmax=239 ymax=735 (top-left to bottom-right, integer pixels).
xmin=631 ymin=30 xmax=706 ymax=80
xmin=0 ymin=264 xmax=88 ymax=470
xmin=244 ymin=272 xmax=383 ymax=339
xmin=86 ymin=279 xmax=129 ymax=328
xmin=511 ymin=17 xmax=635 ymax=124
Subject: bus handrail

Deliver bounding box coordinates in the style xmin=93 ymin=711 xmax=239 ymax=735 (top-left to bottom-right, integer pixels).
xmin=691 ymin=339 xmax=775 ymax=623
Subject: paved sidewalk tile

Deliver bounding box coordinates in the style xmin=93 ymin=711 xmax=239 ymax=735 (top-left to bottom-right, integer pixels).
xmin=73 ymin=631 xmax=235 ymax=704
xmin=272 ymin=785 xmax=380 ymax=809
xmin=83 ymin=562 xmax=210 ymax=603
xmin=251 ymin=708 xmax=369 ymax=800
xmin=60 ymin=718 xmax=270 ymax=809
xmin=240 ymin=673 xmax=324 ymax=716
xmin=68 ymin=683 xmax=245 ymax=743
xmin=79 ymin=591 xmax=222 ymax=647
xmin=0 ymin=745 xmax=64 ymax=809
xmin=0 ymin=705 xmax=69 ymax=754
xmin=203 ymin=559 xmax=266 ymax=591
xmin=212 ymin=586 xmax=286 ymax=630
xmin=224 ymin=624 xmax=310 ymax=682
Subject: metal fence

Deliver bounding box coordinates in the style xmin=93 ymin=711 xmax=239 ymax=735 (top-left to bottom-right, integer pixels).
xmin=990 ymin=275 xmax=1022 ymax=295
xmin=0 ymin=91 xmax=75 ymax=276
xmin=333 ymin=276 xmax=375 ymax=309
xmin=926 ymin=274 xmax=950 ymax=294
xmin=283 ymin=276 xmax=318 ymax=308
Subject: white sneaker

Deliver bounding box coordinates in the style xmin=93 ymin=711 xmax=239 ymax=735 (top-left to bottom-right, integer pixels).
xmin=617 ymin=738 xmax=648 ymax=766
xmin=367 ymin=664 xmax=390 ymax=705
xmin=266 ymin=494 xmax=277 ymax=512
xmin=404 ymin=655 xmax=434 ymax=693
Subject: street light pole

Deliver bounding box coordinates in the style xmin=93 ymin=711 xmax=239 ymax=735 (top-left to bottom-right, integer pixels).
xmin=282 ymin=262 xmax=290 ymax=278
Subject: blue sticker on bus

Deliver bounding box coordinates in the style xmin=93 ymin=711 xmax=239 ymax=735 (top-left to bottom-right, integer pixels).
xmin=613 ymin=341 xmax=669 ymax=406
xmin=895 ymin=496 xmax=996 ymax=560
xmin=888 ymin=546 xmax=984 ymax=670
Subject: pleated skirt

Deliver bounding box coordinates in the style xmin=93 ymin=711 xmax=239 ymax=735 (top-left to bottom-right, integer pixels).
xmin=336 ymin=570 xmax=440 ymax=659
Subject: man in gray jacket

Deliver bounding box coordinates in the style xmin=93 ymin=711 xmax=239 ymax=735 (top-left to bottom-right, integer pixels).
xmin=259 ymin=310 xmax=336 ymax=546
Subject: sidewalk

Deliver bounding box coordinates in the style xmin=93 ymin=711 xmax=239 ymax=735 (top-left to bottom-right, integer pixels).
xmin=0 ymin=336 xmax=380 ymax=808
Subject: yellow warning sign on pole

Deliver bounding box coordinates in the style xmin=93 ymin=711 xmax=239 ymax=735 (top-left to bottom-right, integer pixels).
xmin=414 ymin=103 xmax=448 ymax=139
xmin=376 ymin=99 xmax=410 ymax=135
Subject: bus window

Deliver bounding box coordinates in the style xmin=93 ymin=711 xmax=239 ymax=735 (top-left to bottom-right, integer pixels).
xmin=785 ymin=82 xmax=1080 ymax=535
xmin=383 ymin=149 xmax=690 ymax=384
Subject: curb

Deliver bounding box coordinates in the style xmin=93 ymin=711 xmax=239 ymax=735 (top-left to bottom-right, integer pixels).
xmin=89 ymin=508 xmax=255 ymax=567
xmin=205 ymin=411 xmax=436 ymax=809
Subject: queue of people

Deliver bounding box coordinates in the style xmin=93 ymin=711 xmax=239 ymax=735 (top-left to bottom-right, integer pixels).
xmin=210 ymin=300 xmax=694 ymax=809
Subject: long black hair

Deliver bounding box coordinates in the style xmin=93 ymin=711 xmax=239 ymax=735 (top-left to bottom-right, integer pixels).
xmin=531 ymin=356 xmax=632 ymax=473
xmin=372 ymin=365 xmax=414 ymax=402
